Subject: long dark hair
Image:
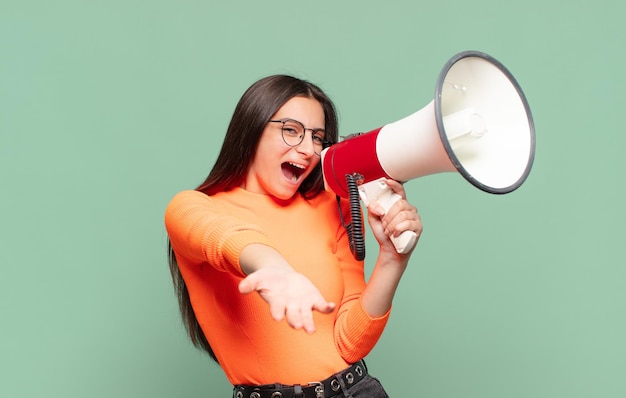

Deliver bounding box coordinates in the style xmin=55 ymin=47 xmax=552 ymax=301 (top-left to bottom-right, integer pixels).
xmin=167 ymin=75 xmax=339 ymax=361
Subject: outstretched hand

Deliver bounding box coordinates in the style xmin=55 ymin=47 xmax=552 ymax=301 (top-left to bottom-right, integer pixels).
xmin=239 ymin=266 xmax=336 ymax=334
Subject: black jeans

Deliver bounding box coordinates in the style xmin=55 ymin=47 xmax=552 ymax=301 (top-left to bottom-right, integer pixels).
xmin=332 ymin=374 xmax=389 ymax=398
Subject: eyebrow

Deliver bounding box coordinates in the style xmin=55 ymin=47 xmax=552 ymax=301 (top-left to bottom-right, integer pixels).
xmin=279 ymin=118 xmax=326 ymax=132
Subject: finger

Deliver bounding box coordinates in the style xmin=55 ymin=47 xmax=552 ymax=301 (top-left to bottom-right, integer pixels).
xmin=383 ymin=179 xmax=407 ymax=198
xmin=385 ymin=195 xmax=415 ymax=214
xmin=285 ymin=303 xmax=304 ymax=330
xmin=392 ymin=214 xmax=423 ymax=239
xmin=389 ymin=219 xmax=418 ymax=237
xmin=386 ymin=200 xmax=417 ymax=224
xmin=268 ymin=298 xmax=287 ymax=322
xmin=383 ymin=209 xmax=414 ymax=236
xmin=299 ymin=307 xmax=316 ymax=334
xmin=238 ymin=274 xmax=258 ymax=295
xmin=312 ymin=298 xmax=336 ymax=314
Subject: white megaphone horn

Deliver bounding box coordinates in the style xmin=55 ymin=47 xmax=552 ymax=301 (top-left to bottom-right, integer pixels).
xmin=321 ymin=51 xmax=536 ymax=259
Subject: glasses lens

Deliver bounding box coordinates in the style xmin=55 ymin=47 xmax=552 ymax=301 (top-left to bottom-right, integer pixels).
xmin=278 ymin=119 xmax=328 ymax=156
xmin=281 ymin=120 xmax=305 ymax=147
xmin=311 ymin=131 xmax=326 ymax=155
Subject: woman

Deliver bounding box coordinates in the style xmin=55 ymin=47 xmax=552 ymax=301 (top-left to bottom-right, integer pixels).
xmin=165 ymin=75 xmax=422 ymax=397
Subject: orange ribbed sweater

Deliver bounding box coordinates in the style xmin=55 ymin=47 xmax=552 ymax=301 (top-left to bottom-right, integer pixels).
xmin=164 ymin=188 xmax=390 ymax=385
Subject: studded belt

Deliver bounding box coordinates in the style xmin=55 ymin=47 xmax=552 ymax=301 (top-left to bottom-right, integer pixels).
xmin=233 ymin=360 xmax=368 ymax=398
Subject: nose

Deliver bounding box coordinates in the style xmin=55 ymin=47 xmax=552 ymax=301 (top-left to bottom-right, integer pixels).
xmin=296 ymin=132 xmax=316 ymax=156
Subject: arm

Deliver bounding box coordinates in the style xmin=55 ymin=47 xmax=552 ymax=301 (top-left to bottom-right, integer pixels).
xmin=164 ymin=190 xmax=273 ymax=275
xmin=165 ymin=190 xmax=334 ymax=333
xmin=361 ymin=179 xmax=422 ymax=317
xmin=332 ymin=180 xmax=422 ymax=362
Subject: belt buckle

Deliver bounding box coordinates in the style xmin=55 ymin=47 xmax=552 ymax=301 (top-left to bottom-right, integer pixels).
xmin=307 ymin=381 xmax=324 ymax=398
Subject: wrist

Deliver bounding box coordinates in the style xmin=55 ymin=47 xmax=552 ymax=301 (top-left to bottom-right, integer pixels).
xmin=239 ymin=244 xmax=291 ymax=275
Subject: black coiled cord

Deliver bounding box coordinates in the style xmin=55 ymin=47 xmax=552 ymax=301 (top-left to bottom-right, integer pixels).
xmin=337 ymin=173 xmax=366 ymax=261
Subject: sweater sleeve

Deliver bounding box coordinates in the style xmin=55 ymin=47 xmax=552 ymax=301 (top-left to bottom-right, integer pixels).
xmin=164 ymin=190 xmax=273 ymax=276
xmin=333 ymin=201 xmax=390 ymax=363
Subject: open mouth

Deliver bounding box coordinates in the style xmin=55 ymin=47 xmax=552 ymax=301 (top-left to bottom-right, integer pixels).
xmin=281 ymin=162 xmax=306 ymax=183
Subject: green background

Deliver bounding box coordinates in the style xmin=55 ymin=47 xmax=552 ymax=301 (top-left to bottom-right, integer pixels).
xmin=2 ymin=1 xmax=624 ymax=397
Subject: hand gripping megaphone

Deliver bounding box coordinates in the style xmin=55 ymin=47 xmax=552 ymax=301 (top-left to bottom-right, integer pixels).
xmin=321 ymin=51 xmax=536 ymax=259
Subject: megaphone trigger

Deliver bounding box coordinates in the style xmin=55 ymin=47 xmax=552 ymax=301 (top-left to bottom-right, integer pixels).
xmin=358 ymin=178 xmax=418 ymax=254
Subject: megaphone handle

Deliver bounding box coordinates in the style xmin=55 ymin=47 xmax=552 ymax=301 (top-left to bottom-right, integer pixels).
xmin=358 ymin=178 xmax=418 ymax=254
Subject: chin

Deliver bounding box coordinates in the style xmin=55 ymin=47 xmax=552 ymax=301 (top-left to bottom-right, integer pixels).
xmin=264 ymin=185 xmax=290 ymax=199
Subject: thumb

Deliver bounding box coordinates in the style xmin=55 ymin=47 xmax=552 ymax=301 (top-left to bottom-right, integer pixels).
xmin=368 ymin=202 xmax=386 ymax=217
xmin=238 ymin=273 xmax=258 ymax=295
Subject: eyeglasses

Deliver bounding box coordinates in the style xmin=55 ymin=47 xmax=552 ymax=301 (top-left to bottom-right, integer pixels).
xmin=269 ymin=118 xmax=330 ymax=156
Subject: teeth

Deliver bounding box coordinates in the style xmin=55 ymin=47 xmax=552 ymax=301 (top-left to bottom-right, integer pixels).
xmin=286 ymin=162 xmax=305 ymax=183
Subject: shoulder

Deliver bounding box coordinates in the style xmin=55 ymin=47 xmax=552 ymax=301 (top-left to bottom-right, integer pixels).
xmin=164 ymin=190 xmax=216 ymax=222
xmin=170 ymin=189 xmax=208 ymax=201
xmin=166 ymin=190 xmax=211 ymax=210
xmin=168 ymin=189 xmax=243 ymax=205
xmin=165 ymin=189 xmax=256 ymax=218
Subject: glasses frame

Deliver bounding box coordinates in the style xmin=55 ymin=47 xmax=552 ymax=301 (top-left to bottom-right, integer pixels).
xmin=268 ymin=118 xmax=331 ymax=156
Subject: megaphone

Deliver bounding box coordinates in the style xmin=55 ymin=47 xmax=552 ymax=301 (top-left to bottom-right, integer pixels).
xmin=321 ymin=51 xmax=535 ymax=258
